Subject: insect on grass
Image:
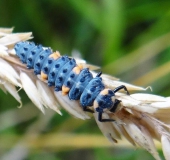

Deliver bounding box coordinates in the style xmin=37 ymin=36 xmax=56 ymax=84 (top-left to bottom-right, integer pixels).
xmin=1 ymin=28 xmax=170 ymax=160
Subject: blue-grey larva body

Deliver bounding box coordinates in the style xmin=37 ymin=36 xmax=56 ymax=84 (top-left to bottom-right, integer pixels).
xmin=80 ymin=76 xmax=105 ymax=107
xmin=55 ymin=58 xmax=77 ymax=91
xmin=27 ymin=44 xmax=44 ymax=69
xmin=48 ymin=56 xmax=70 ymax=86
xmin=68 ymin=68 xmax=93 ymax=100
xmin=14 ymin=41 xmax=130 ymax=122
xmin=33 ymin=48 xmax=52 ymax=75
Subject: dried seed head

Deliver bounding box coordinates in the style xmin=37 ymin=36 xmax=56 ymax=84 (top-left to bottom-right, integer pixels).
xmin=1 ymin=28 xmax=170 ymax=160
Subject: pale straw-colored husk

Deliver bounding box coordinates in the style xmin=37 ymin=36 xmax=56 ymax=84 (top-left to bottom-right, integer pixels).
xmin=1 ymin=28 xmax=170 ymax=160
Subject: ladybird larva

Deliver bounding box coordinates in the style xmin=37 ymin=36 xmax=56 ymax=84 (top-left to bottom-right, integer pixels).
xmin=14 ymin=41 xmax=130 ymax=122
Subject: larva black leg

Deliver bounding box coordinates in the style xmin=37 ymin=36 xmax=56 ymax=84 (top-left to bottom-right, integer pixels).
xmin=110 ymin=99 xmax=121 ymax=112
xmin=98 ymin=112 xmax=115 ymax=122
xmin=96 ymin=71 xmax=102 ymax=77
xmin=113 ymin=85 xmax=130 ymax=95
xmin=83 ymin=107 xmax=94 ymax=113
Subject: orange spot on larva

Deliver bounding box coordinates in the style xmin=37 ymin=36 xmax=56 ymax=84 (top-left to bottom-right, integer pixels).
xmin=41 ymin=71 xmax=48 ymax=81
xmin=49 ymin=51 xmax=60 ymax=59
xmin=73 ymin=66 xmax=81 ymax=74
xmin=77 ymin=64 xmax=83 ymax=70
xmin=93 ymin=100 xmax=99 ymax=109
xmin=100 ymin=89 xmax=109 ymax=95
xmin=62 ymin=85 xmax=70 ymax=95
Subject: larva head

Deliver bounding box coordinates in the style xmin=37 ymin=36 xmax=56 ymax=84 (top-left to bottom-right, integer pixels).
xmin=94 ymin=89 xmax=116 ymax=113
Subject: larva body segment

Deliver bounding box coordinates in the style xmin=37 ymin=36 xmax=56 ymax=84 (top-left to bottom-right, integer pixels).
xmin=33 ymin=48 xmax=52 ymax=75
xmin=41 ymin=51 xmax=61 ymax=78
xmin=15 ymin=41 xmax=32 ymax=63
xmin=80 ymin=76 xmax=105 ymax=107
xmin=55 ymin=58 xmax=77 ymax=91
xmin=26 ymin=45 xmax=44 ymax=69
xmin=48 ymin=56 xmax=70 ymax=86
xmin=41 ymin=56 xmax=54 ymax=75
xmin=14 ymin=41 xmax=130 ymax=122
xmin=68 ymin=68 xmax=93 ymax=100
xmin=62 ymin=66 xmax=82 ymax=95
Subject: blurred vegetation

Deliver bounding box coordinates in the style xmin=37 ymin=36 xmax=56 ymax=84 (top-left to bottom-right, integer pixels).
xmin=0 ymin=0 xmax=170 ymax=159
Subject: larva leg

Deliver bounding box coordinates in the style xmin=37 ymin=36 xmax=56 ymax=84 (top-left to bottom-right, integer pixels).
xmin=113 ymin=85 xmax=130 ymax=95
xmin=98 ymin=112 xmax=115 ymax=122
xmin=83 ymin=107 xmax=94 ymax=113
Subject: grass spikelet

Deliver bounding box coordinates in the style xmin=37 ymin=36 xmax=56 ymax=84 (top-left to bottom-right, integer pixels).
xmin=54 ymin=91 xmax=90 ymax=120
xmin=3 ymin=81 xmax=22 ymax=108
xmin=20 ymin=71 xmax=45 ymax=113
xmin=0 ymin=32 xmax=32 ymax=46
xmin=124 ymin=121 xmax=161 ymax=160
xmin=0 ymin=58 xmax=21 ymax=84
xmin=161 ymin=135 xmax=170 ymax=160
xmin=0 ymin=27 xmax=13 ymax=34
xmin=36 ymin=80 xmax=62 ymax=115
xmin=94 ymin=112 xmax=119 ymax=143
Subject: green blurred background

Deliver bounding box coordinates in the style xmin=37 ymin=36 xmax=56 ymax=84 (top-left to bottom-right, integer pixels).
xmin=0 ymin=0 xmax=170 ymax=159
